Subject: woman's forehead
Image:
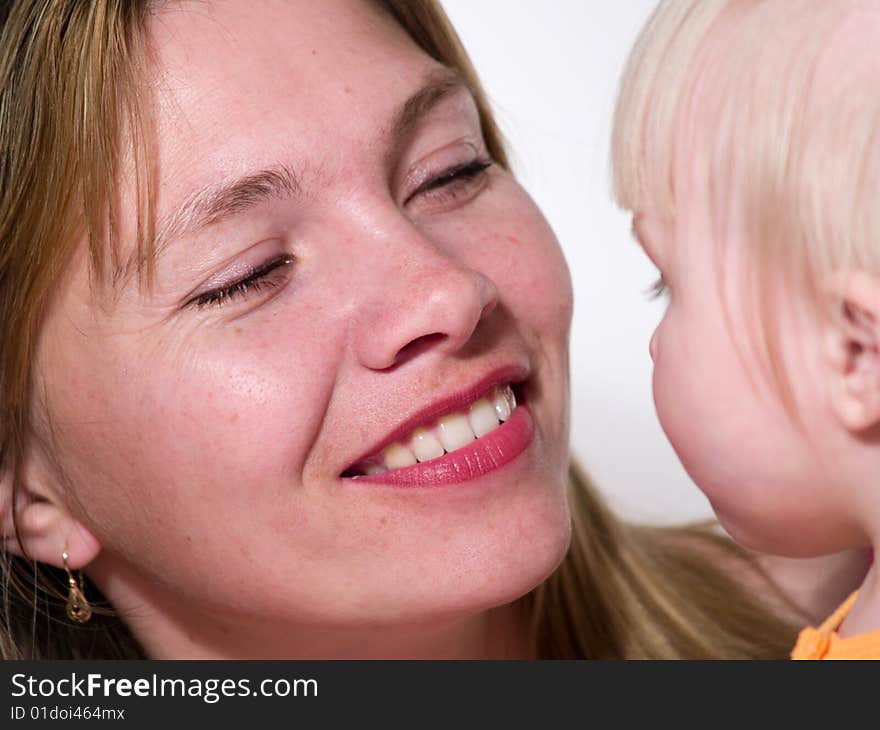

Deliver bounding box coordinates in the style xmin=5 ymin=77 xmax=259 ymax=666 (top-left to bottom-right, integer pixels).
xmin=145 ymin=0 xmax=438 ymax=161
xmin=148 ymin=0 xmax=430 ymax=89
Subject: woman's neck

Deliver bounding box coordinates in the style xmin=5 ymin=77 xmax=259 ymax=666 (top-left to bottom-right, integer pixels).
xmin=91 ymin=557 xmax=532 ymax=659
xmin=138 ymin=604 xmax=530 ymax=660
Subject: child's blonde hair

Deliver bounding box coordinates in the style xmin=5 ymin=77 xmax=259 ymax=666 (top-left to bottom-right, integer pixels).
xmin=613 ymin=0 xmax=880 ymax=402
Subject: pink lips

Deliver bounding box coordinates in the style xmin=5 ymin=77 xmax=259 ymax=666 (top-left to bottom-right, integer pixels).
xmin=341 ymin=364 xmax=525 ymax=459
xmin=349 ymin=404 xmax=534 ymax=487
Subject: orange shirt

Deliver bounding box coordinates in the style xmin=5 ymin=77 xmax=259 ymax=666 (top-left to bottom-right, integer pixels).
xmin=791 ymin=591 xmax=880 ymax=660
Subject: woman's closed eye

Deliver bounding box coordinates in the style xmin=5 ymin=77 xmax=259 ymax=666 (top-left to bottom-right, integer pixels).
xmin=186 ymin=253 xmax=295 ymax=309
xmin=405 ymin=157 xmax=493 ymax=209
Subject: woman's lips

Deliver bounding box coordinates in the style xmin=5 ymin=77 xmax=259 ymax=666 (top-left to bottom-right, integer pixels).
xmin=340 ymin=364 xmax=529 ymax=476
xmin=344 ymin=403 xmax=534 ymax=487
xmin=347 ymin=384 xmax=518 ymax=475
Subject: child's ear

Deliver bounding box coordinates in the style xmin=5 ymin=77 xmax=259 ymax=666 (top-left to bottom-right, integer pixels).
xmin=824 ymin=272 xmax=880 ymax=432
xmin=0 ymin=443 xmax=101 ymax=571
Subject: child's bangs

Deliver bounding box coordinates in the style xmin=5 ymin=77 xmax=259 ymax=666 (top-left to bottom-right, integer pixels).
xmin=615 ymin=0 xmax=880 ymax=287
xmin=612 ymin=0 xmax=729 ymax=221
xmin=684 ymin=2 xmax=871 ymax=293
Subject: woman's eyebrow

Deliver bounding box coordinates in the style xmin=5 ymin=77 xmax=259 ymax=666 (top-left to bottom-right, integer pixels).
xmin=389 ymin=67 xmax=469 ymax=143
xmin=154 ymin=164 xmax=299 ymax=254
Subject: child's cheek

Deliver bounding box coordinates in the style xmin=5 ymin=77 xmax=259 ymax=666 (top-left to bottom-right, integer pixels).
xmin=649 ymin=311 xmax=714 ymax=490
xmin=649 ymin=320 xmax=678 ymax=439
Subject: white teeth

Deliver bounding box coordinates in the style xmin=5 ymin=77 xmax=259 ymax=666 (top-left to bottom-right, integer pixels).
xmin=493 ymin=385 xmax=516 ymax=422
xmin=351 ymin=383 xmax=521 ymax=477
xmin=468 ymin=398 xmax=501 ymax=438
xmin=409 ymin=428 xmax=445 ymax=463
xmin=437 ymin=413 xmax=476 ymax=452
xmin=383 ymin=443 xmax=417 ymax=470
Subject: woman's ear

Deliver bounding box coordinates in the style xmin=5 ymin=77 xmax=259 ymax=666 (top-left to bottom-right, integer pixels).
xmin=0 ymin=445 xmax=101 ymax=571
xmin=824 ymin=272 xmax=880 ymax=432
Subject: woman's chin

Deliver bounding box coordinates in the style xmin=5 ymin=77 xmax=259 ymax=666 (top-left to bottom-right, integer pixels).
xmin=337 ymin=492 xmax=572 ymax=627
xmin=439 ymin=510 xmax=572 ymax=617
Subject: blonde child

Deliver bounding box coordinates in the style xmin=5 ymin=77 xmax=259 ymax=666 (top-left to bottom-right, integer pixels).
xmin=613 ymin=0 xmax=880 ymax=658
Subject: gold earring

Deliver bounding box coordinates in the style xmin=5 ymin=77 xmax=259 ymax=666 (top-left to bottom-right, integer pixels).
xmin=62 ymin=551 xmax=92 ymax=624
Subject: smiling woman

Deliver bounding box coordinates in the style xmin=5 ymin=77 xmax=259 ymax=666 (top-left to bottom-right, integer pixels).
xmin=0 ymin=0 xmax=805 ymax=659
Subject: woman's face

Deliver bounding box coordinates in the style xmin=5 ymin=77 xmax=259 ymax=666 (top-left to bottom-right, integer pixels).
xmin=35 ymin=0 xmax=573 ymax=654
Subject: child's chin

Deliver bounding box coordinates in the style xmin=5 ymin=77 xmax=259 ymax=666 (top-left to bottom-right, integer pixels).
xmin=713 ymin=506 xmax=825 ymax=558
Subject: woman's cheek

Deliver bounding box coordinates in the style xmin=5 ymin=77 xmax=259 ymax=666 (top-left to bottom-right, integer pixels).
xmin=475 ymin=188 xmax=573 ymax=334
xmin=151 ymin=322 xmax=336 ymax=464
xmin=55 ymin=314 xmax=327 ymax=514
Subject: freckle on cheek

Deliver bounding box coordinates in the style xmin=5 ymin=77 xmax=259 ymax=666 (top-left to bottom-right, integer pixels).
xmin=378 ymin=516 xmax=387 ymax=527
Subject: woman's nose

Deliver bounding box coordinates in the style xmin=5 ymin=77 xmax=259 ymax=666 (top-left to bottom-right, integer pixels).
xmin=353 ymin=245 xmax=499 ymax=372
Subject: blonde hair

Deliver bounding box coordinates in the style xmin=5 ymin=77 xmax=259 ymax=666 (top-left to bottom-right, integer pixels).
xmin=0 ymin=0 xmax=802 ymax=659
xmin=613 ymin=0 xmax=880 ymax=400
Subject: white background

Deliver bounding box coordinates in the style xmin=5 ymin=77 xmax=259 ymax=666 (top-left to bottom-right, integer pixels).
xmin=440 ymin=1 xmax=713 ymax=524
